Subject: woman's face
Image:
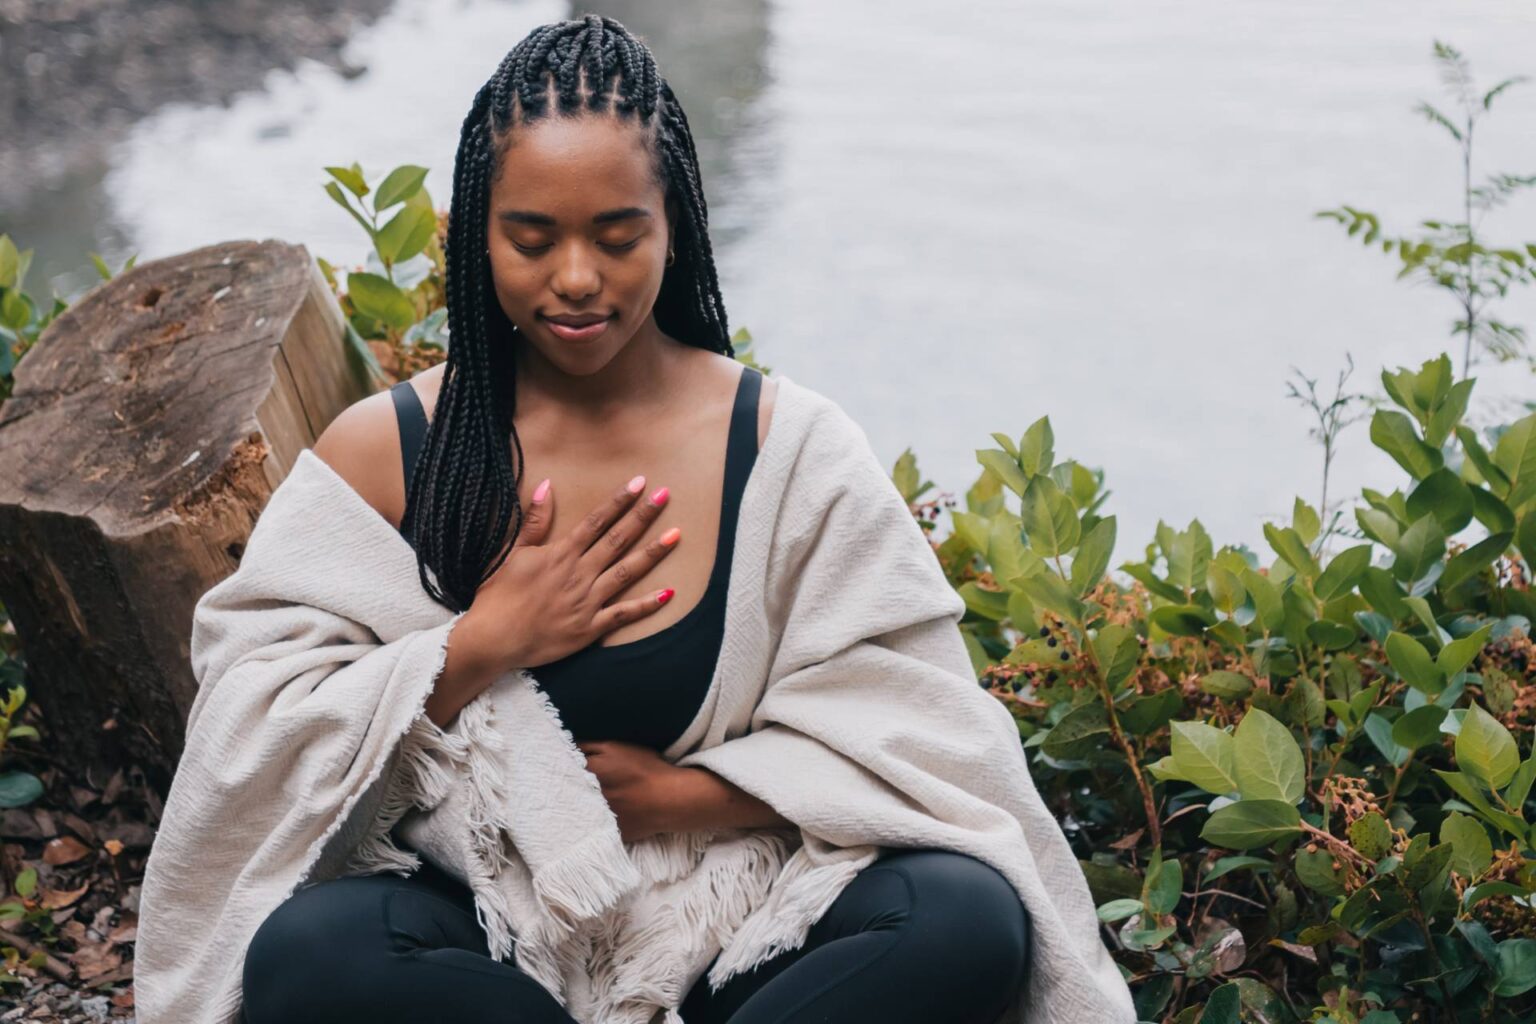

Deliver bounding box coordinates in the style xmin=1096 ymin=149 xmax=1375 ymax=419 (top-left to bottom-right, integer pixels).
xmin=485 ymin=113 xmax=672 ymax=374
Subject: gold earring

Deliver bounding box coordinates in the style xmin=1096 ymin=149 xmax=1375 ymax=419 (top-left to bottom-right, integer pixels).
xmin=666 ymin=247 xmax=676 ymax=267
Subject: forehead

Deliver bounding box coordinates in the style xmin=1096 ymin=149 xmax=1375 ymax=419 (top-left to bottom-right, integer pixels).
xmin=489 ymin=113 xmax=662 ymax=215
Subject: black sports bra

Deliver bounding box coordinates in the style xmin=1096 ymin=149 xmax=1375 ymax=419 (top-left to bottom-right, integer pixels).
xmin=390 ymin=367 xmax=763 ymax=752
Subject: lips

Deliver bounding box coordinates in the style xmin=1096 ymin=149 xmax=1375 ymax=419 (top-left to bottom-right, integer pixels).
xmin=540 ymin=311 xmax=615 ymax=343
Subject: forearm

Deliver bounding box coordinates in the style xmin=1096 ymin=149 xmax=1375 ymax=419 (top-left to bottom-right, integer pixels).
xmin=422 ymin=609 xmax=505 ymax=728
xmin=665 ymin=766 xmax=795 ymax=833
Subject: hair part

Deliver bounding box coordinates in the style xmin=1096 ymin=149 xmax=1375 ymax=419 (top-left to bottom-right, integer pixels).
xmin=405 ymin=14 xmax=732 ymax=613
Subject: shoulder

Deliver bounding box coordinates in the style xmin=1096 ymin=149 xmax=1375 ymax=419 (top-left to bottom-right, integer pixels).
xmin=310 ymin=364 xmax=443 ymax=529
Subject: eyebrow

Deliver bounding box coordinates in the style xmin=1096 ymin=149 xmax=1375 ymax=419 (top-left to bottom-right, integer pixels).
xmin=497 ymin=207 xmax=652 ymax=226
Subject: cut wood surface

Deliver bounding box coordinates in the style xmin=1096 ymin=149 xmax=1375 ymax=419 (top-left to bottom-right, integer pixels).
xmin=0 ymin=239 xmax=369 ymax=786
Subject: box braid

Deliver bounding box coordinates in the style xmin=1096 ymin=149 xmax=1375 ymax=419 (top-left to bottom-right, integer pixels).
xmin=405 ymin=15 xmax=733 ymax=613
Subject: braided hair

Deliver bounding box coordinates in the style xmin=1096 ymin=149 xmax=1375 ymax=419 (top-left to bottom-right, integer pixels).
xmin=405 ymin=14 xmax=733 ymax=613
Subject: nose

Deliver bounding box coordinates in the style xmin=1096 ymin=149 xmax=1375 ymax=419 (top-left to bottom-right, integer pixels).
xmin=550 ymin=241 xmax=602 ymax=304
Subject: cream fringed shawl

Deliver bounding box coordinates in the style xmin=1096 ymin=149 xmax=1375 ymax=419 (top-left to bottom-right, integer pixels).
xmin=134 ymin=374 xmax=1135 ymax=1024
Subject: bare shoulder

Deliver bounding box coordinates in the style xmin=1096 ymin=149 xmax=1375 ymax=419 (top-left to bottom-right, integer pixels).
xmin=309 ymin=365 xmax=444 ymax=530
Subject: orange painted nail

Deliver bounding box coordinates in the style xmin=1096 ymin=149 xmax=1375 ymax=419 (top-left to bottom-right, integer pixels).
xmin=660 ymin=526 xmax=681 ymax=546
xmin=656 ymin=587 xmax=675 ymax=604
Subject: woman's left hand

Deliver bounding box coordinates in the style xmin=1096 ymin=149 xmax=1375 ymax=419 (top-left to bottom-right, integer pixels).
xmin=577 ymin=740 xmax=694 ymax=843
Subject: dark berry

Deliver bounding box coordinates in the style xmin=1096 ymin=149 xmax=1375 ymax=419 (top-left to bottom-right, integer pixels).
xmin=1039 ymin=626 xmax=1050 ymax=637
xmin=1059 ymin=651 xmax=1070 ymax=661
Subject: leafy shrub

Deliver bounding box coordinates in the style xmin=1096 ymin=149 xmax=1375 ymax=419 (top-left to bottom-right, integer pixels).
xmin=892 ymin=353 xmax=1535 ymax=1022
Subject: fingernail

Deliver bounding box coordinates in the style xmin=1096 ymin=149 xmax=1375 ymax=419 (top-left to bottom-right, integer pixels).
xmin=532 ymin=478 xmax=550 ymax=503
xmin=649 ymin=486 xmax=669 ymax=505
xmin=660 ymin=526 xmax=681 ymax=546
xmin=627 ymin=474 xmax=646 ymax=494
xmin=656 ymin=587 xmax=675 ymax=604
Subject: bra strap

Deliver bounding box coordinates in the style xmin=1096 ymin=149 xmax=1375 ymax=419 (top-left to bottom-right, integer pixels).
xmin=390 ymin=382 xmax=429 ymax=539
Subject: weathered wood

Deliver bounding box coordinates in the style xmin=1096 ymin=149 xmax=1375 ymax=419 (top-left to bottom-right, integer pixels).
xmin=0 ymin=239 xmax=367 ymax=788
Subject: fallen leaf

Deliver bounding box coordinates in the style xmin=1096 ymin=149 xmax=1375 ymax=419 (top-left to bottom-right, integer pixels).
xmin=70 ymin=941 xmax=122 ymax=980
xmin=104 ymin=839 xmax=124 ymax=857
xmin=39 ymin=884 xmax=90 ymax=910
xmin=42 ymin=835 xmax=91 ymax=866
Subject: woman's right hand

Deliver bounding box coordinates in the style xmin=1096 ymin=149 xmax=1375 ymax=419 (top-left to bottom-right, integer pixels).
xmin=468 ymin=474 xmax=680 ymax=671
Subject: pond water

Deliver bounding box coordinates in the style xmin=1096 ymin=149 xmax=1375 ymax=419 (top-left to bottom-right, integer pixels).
xmin=9 ymin=0 xmax=1536 ymax=560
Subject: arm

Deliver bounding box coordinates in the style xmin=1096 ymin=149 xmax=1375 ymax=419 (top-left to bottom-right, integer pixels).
xmin=664 ymin=766 xmax=795 ymax=833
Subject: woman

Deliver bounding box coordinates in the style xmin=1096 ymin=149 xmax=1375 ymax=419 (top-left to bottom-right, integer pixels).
xmin=136 ymin=15 xmax=1133 ymax=1024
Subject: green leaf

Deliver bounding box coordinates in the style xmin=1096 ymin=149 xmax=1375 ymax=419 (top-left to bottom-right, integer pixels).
xmin=1349 ymin=812 xmax=1394 ymax=860
xmin=0 ymin=771 xmax=43 ymax=808
xmin=1263 ymin=523 xmax=1319 ymax=580
xmin=1197 ymin=983 xmax=1241 ymax=1024
xmin=1091 ymin=624 xmax=1140 ymax=690
xmin=1292 ymin=497 xmax=1321 ymax=546
xmin=324 ymin=164 xmax=369 ymax=197
xmin=975 ymin=449 xmax=1028 ymax=496
xmin=1406 ymin=468 xmax=1473 ymax=533
xmin=1493 ymin=411 xmax=1536 ymax=510
xmin=1042 ymin=702 xmax=1110 ymax=760
xmin=1384 ymin=632 xmax=1442 ymax=693
xmin=1437 ymin=622 xmax=1493 ymax=679
xmin=1313 ymin=544 xmax=1372 ymax=601
xmin=1199 ymin=671 xmax=1253 ymax=701
xmin=373 ymin=164 xmax=430 ymax=211
xmin=375 ymin=197 xmax=437 ymax=266
xmin=958 ymin=582 xmax=1009 ymax=621
xmin=1201 ymin=800 xmax=1302 ymax=849
xmin=1442 ymin=532 xmax=1512 ymax=590
xmin=1233 ymin=709 xmax=1305 ymax=804
xmin=1170 ymin=721 xmax=1239 ymax=795
xmin=1295 ymin=848 xmax=1346 ymax=895
xmin=1020 ymin=476 xmax=1081 ymax=556
xmin=1457 ymin=704 xmax=1520 ymax=790
xmin=1143 ymin=851 xmax=1182 ymax=915
xmin=1458 ymin=424 xmax=1511 ymax=494
xmin=1149 ymin=604 xmax=1215 ymax=637
xmin=1120 ymin=688 xmax=1183 ymax=736
xmin=1305 ymin=619 xmax=1356 ymax=651
xmin=1070 ymin=516 xmax=1115 ymax=596
xmin=1371 ymin=409 xmax=1442 ymax=479
xmin=1440 ymin=812 xmax=1494 ymax=877
xmin=346 ymin=271 xmax=416 ymax=330
xmin=1364 ymin=712 xmax=1411 ymax=767
xmin=1495 ymin=938 xmax=1536 ymax=997
xmin=1390 ymin=516 xmax=1446 ymax=584
xmin=1007 ymin=570 xmax=1085 ymax=623
xmin=1017 ymin=417 xmax=1053 ymax=478
xmin=1392 ymin=705 xmax=1448 ymax=750
xmin=1239 ymin=567 xmax=1283 ymax=632
xmin=1095 ymin=898 xmax=1143 ymax=923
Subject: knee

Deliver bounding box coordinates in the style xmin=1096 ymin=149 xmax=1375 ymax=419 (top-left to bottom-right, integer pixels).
xmin=243 ymin=878 xmax=383 ymax=1023
xmin=891 ymin=850 xmax=1030 ymax=979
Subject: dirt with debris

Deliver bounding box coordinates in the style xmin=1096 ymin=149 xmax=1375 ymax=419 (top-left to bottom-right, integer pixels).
xmin=0 ymin=700 xmax=153 ymax=1020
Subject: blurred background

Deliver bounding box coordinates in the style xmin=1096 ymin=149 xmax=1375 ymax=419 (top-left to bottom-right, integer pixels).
xmin=3 ymin=0 xmax=1533 ymax=556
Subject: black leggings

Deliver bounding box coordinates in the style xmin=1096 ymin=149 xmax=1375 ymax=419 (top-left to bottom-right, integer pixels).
xmin=242 ymin=847 xmax=1029 ymax=1024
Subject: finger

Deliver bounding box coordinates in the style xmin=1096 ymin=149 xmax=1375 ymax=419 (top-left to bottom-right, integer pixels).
xmin=593 ymin=524 xmax=681 ymax=604
xmin=578 ymin=482 xmax=670 ymax=575
xmin=514 ymin=477 xmax=554 ymax=548
xmin=564 ymin=475 xmax=647 ymax=555
xmin=592 ymin=587 xmax=675 ymax=638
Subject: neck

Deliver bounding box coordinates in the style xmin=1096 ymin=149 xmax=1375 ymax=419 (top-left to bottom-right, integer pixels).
xmin=511 ymin=315 xmax=681 ymax=418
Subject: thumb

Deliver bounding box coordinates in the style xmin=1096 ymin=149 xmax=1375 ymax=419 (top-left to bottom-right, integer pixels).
xmin=514 ymin=477 xmax=553 ymax=547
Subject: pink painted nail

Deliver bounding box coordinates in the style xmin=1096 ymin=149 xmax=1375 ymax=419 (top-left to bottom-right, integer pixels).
xmin=656 ymin=587 xmax=675 ymax=604
xmin=627 ymin=474 xmax=646 ymax=494
xmin=649 ymin=486 xmax=669 ymax=506
xmin=532 ymin=478 xmax=551 ymax=503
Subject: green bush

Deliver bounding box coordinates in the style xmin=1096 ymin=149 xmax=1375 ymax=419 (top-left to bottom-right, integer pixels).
xmin=894 ymin=352 xmax=1535 ymax=1022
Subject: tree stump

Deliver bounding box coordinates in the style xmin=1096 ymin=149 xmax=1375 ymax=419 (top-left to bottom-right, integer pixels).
xmin=0 ymin=239 xmax=372 ymax=789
